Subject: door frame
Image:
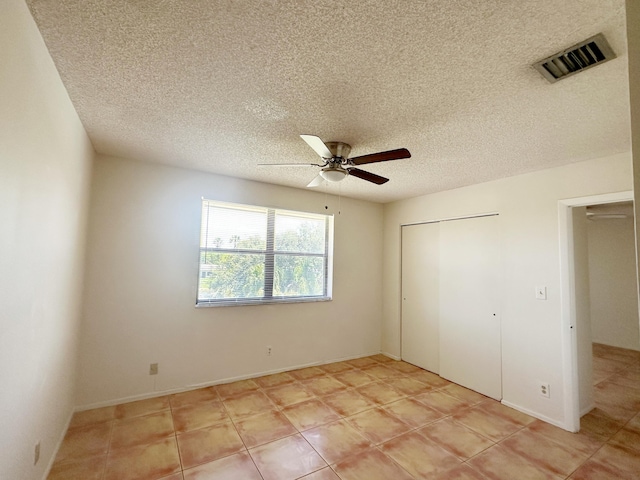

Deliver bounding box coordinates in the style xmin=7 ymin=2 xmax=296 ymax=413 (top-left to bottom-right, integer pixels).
xmin=558 ymin=190 xmax=633 ymax=432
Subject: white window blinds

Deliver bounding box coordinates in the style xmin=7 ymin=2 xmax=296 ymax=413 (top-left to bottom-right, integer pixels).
xmin=197 ymin=200 xmax=333 ymax=306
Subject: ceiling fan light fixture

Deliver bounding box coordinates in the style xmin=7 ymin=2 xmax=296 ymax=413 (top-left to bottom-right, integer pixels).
xmin=320 ymin=169 xmax=347 ymax=182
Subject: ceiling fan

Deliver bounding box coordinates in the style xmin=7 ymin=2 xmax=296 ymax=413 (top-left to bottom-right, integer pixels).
xmin=260 ymin=135 xmax=411 ymax=187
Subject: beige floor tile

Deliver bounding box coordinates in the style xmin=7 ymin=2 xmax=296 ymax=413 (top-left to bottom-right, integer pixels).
xmin=172 ymin=400 xmax=228 ymax=433
xmin=68 ymin=406 xmax=116 ymax=429
xmin=289 ymin=366 xmax=326 ymax=381
xmin=159 ymin=473 xmax=183 ymax=480
xmin=47 ymin=454 xmax=106 ymax=480
xmin=302 ymin=419 xmax=372 ymax=464
xmin=594 ymin=381 xmax=640 ymax=422
xmin=409 ymin=370 xmax=452 ymax=388
xmin=177 ymin=421 xmax=245 ymax=469
xmin=501 ymin=428 xmax=589 ymax=477
xmin=369 ymin=354 xmax=394 ymax=363
xmin=580 ymin=408 xmax=625 ymax=441
xmin=114 ymin=396 xmax=170 ymax=420
xmin=55 ymin=422 xmax=112 ymax=462
xmin=264 ymin=382 xmax=316 ymax=407
xmin=182 ymin=451 xmax=262 ymax=480
xmin=453 ymin=405 xmax=525 ymax=442
xmin=385 ymin=376 xmax=431 ymax=396
xmin=441 ymin=384 xmax=488 ymax=405
xmin=216 ymin=379 xmax=260 ymax=399
xmin=346 ymin=357 xmax=380 ymax=368
xmin=254 ymin=371 xmax=296 ymax=388
xmin=249 ymin=434 xmax=326 ymax=480
xmin=593 ymin=368 xmax=613 ymax=386
xmin=592 ymin=355 xmax=628 ymax=373
xmin=386 ymin=361 xmax=423 ymax=374
xmin=222 ymin=390 xmax=276 ymax=419
xmin=609 ymin=427 xmax=640 ymax=453
xmin=299 ymin=467 xmax=341 ymax=479
xmin=433 ymin=463 xmax=489 ymax=479
xmin=347 ymin=407 xmax=412 ymax=444
xmin=569 ymin=458 xmax=635 ymax=480
xmin=478 ymin=401 xmax=536 ymax=426
xmin=110 ymin=410 xmax=174 ymax=449
xmin=527 ymin=419 xmax=603 ymax=456
xmin=282 ymin=398 xmax=341 ymax=431
xmin=383 ymin=397 xmax=445 ymax=428
xmin=413 ymin=390 xmax=471 ymax=415
xmin=361 ymin=364 xmax=401 ymax=380
xmin=333 ymin=448 xmax=414 ymax=480
xmin=234 ymin=410 xmax=297 ymax=448
xmin=333 ymin=369 xmax=377 ymax=388
xmin=356 ymin=382 xmax=406 ymax=406
xmin=608 ymin=370 xmax=640 ymax=389
xmin=319 ymin=362 xmax=355 ymax=374
xmin=104 ymin=437 xmax=181 ymax=480
xmin=302 ymin=376 xmax=348 ymax=396
xmin=170 ymin=387 xmax=218 ymax=409
xmin=380 ymin=431 xmax=462 ymax=479
xmin=468 ymin=444 xmax=563 ymax=480
xmin=625 ymin=412 xmax=640 ymax=433
xmin=588 ymin=443 xmax=640 ymax=477
xmin=54 ymin=343 xmax=640 ymax=480
xmin=418 ymin=417 xmax=494 ymax=460
xmin=322 ymin=389 xmax=377 ymax=417
xmin=593 ymin=343 xmax=640 ymax=364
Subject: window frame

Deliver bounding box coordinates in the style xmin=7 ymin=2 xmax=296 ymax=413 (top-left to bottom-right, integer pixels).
xmin=196 ymin=199 xmax=333 ymax=307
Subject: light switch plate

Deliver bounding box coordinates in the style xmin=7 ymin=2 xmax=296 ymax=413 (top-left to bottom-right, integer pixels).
xmin=535 ymin=286 xmax=547 ymax=300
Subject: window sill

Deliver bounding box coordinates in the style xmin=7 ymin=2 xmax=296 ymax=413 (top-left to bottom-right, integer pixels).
xmin=195 ymin=296 xmax=332 ymax=308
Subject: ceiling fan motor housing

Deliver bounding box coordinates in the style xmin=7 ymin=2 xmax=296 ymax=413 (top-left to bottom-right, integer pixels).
xmin=325 ymin=142 xmax=352 ymax=161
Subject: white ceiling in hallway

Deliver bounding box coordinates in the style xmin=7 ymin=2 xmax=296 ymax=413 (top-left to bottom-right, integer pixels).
xmin=26 ymin=0 xmax=630 ymax=203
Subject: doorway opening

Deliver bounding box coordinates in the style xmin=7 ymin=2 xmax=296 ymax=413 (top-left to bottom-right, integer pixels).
xmin=559 ymin=191 xmax=637 ymax=431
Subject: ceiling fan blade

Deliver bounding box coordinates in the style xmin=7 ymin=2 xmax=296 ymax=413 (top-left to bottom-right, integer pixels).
xmin=348 ymin=168 xmax=389 ymax=185
xmin=300 ymin=134 xmax=333 ymax=159
xmin=349 ymin=148 xmax=411 ymax=165
xmin=307 ymin=174 xmax=324 ymax=188
xmin=258 ymin=162 xmax=322 ymax=167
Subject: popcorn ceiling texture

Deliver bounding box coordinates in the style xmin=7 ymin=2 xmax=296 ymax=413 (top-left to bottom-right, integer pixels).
xmin=27 ymin=0 xmax=629 ymax=203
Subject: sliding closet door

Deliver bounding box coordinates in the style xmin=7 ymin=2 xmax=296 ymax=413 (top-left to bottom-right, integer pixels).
xmin=439 ymin=215 xmax=502 ymax=400
xmin=401 ymin=222 xmax=440 ymax=373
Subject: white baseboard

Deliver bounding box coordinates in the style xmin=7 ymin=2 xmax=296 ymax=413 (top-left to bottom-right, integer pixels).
xmin=42 ymin=408 xmax=74 ymax=479
xmin=500 ymin=399 xmax=575 ymax=432
xmin=381 ymin=351 xmax=401 ymax=361
xmin=75 ymin=351 xmax=381 ymax=411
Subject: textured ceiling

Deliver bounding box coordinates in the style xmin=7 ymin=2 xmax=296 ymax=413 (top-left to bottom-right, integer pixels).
xmin=27 ymin=0 xmax=630 ymax=203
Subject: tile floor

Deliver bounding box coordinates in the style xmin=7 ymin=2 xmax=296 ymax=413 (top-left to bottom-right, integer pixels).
xmin=48 ymin=344 xmax=640 ymax=479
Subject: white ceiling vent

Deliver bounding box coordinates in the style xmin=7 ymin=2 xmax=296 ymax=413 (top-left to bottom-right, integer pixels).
xmin=533 ymin=33 xmax=616 ymax=83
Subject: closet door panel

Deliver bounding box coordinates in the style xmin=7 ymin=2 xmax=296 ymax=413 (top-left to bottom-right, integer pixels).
xmin=401 ymin=223 xmax=440 ymax=373
xmin=439 ymin=215 xmax=502 ymax=400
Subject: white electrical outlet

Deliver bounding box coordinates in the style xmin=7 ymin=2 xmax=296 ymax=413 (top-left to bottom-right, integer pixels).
xmin=539 ymin=382 xmax=550 ymax=398
xmin=266 ymin=346 xmax=272 ymax=356
xmin=34 ymin=441 xmax=40 ymax=465
xmin=149 ymin=363 xmax=158 ymax=375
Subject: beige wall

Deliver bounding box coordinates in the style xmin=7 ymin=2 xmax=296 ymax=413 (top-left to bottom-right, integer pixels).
xmin=588 ymin=216 xmax=640 ymax=350
xmin=383 ymin=153 xmax=632 ymax=428
xmin=0 ymin=1 xmax=94 ymax=478
xmin=76 ymin=155 xmax=384 ymax=407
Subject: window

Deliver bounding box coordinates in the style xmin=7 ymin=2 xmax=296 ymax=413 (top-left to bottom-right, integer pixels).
xmin=197 ymin=199 xmax=333 ymax=306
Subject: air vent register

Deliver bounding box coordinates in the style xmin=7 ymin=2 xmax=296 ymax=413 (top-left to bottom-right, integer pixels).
xmin=533 ymin=33 xmax=616 ymax=83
